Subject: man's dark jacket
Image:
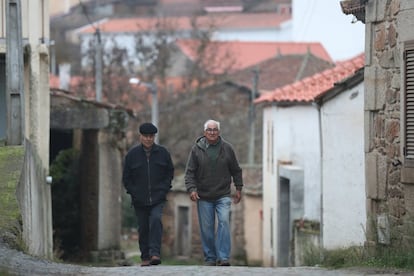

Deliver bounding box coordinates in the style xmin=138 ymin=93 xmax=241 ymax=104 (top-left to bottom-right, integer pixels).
xmin=122 ymin=144 xmax=174 ymax=206
xmin=185 ymin=136 xmax=243 ymax=201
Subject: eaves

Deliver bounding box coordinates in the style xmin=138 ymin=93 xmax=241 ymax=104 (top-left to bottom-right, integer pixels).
xmin=315 ymin=67 xmax=364 ymax=105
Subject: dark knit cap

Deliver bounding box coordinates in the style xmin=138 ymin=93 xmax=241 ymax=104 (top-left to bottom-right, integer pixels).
xmin=139 ymin=122 xmax=158 ymax=134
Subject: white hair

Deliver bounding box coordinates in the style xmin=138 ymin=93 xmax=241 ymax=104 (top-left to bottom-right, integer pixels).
xmin=204 ymin=119 xmax=220 ymax=131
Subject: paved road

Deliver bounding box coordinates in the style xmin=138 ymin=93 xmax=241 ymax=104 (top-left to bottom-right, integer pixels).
xmin=1 ymin=244 xmax=412 ymax=276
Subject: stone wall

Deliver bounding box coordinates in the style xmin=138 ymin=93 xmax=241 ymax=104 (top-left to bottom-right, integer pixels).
xmin=364 ymin=0 xmax=414 ymax=245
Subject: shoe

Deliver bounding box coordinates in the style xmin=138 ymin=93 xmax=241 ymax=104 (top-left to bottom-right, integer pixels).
xmin=217 ymin=260 xmax=230 ymax=266
xmin=141 ymin=259 xmax=151 ymax=267
xmin=204 ymin=261 xmax=216 ymax=266
xmin=150 ymin=256 xmax=161 ymax=265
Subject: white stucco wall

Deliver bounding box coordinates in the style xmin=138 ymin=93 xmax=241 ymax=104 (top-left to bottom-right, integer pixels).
xmin=261 ymin=108 xmax=278 ymax=267
xmin=80 ymin=33 xmax=147 ymax=68
xmin=261 ymin=105 xmax=321 ymax=266
xmin=213 ymin=23 xmax=292 ymax=42
xmin=0 ymin=0 xmax=53 ymax=258
xmin=243 ymin=195 xmax=263 ymax=264
xmin=274 ymin=105 xmax=321 ymax=220
xmin=292 ymin=0 xmax=365 ymax=61
xmin=321 ymin=82 xmax=366 ymax=249
xmin=78 ymin=22 xmax=292 ymax=69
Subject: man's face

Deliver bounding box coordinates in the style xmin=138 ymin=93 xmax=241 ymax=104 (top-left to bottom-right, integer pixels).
xmin=204 ymin=123 xmax=219 ymax=144
xmin=140 ymin=134 xmax=155 ymax=149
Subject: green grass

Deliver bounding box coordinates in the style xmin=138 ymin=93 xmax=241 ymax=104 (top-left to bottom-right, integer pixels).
xmin=302 ymin=244 xmax=414 ymax=271
xmin=0 ymin=146 xmax=25 ymax=251
xmin=0 ymin=268 xmax=13 ymax=275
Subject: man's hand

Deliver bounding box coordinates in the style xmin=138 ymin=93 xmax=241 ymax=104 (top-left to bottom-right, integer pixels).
xmin=190 ymin=191 xmax=200 ymax=201
xmin=233 ymin=190 xmax=242 ymax=204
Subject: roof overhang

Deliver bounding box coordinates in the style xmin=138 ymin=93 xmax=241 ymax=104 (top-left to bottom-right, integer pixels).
xmin=340 ymin=0 xmax=367 ymax=24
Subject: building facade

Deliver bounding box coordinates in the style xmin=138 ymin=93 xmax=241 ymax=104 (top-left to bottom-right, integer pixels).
xmin=351 ymin=0 xmax=414 ymax=247
xmin=0 ymin=0 xmax=52 ymax=258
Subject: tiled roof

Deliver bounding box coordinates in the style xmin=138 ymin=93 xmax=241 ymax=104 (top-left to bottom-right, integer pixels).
xmin=254 ymin=53 xmax=364 ymax=104
xmin=202 ymin=0 xmax=243 ymax=6
xmin=176 ymin=39 xmax=332 ymax=74
xmin=340 ymin=0 xmax=366 ymax=23
xmin=79 ymin=12 xmax=291 ymax=34
xmin=229 ymin=53 xmax=334 ymax=92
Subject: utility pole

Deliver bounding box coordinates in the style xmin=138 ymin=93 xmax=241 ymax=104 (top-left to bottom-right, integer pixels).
xmin=6 ymin=0 xmax=24 ymax=145
xmin=50 ymin=40 xmax=56 ymax=75
xmin=248 ymin=67 xmax=259 ymax=165
xmin=129 ymin=78 xmax=159 ymax=143
xmin=95 ymin=28 xmax=102 ymax=102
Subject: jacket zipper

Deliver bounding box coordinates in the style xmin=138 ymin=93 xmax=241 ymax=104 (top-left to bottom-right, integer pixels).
xmin=147 ymin=156 xmax=152 ymax=205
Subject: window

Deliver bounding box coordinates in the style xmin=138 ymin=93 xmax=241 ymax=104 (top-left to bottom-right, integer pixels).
xmin=403 ymin=42 xmax=414 ymax=167
xmin=0 ymin=55 xmax=6 ymax=142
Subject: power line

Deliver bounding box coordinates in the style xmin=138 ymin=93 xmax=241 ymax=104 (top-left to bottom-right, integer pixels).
xmin=78 ymin=0 xmax=102 ymax=102
xmin=296 ymin=0 xmax=316 ymax=41
xmin=78 ymin=0 xmax=98 ymax=31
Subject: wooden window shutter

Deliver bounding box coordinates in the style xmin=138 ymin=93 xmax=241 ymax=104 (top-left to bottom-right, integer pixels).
xmin=405 ymin=47 xmax=414 ymax=160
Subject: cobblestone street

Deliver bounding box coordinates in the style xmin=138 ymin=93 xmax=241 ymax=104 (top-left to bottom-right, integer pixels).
xmin=1 ymin=244 xmax=412 ymax=276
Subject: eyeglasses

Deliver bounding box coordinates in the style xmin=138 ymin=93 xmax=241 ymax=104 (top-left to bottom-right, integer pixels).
xmin=205 ymin=128 xmax=219 ymax=132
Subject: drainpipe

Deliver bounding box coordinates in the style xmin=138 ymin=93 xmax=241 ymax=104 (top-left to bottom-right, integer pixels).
xmin=6 ymin=0 xmax=25 ymax=145
xmin=95 ymin=28 xmax=102 ymax=102
xmin=248 ymin=67 xmax=259 ymax=165
xmin=312 ymin=101 xmax=324 ymax=259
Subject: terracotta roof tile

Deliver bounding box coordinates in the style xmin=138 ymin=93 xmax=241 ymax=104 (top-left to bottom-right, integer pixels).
xmin=202 ymin=0 xmax=243 ymax=6
xmin=254 ymin=53 xmax=364 ymax=104
xmin=229 ymin=53 xmax=334 ymax=91
xmin=79 ymin=12 xmax=291 ymax=34
xmin=176 ymin=39 xmax=332 ymax=74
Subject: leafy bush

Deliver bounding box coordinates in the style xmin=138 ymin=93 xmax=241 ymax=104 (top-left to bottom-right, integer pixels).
xmin=50 ymin=148 xmax=81 ymax=260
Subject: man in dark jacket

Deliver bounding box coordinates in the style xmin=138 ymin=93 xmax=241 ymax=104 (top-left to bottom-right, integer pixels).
xmin=185 ymin=119 xmax=243 ymax=266
xmin=122 ymin=122 xmax=174 ymax=266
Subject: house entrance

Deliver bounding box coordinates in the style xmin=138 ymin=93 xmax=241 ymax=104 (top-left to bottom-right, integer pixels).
xmin=277 ymin=164 xmax=304 ymax=267
xmin=278 ymin=176 xmax=290 ymax=266
xmin=177 ymin=206 xmax=191 ymax=256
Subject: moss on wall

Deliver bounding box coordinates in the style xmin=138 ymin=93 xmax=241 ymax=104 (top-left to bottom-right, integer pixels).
xmin=0 ymin=146 xmax=24 ymax=245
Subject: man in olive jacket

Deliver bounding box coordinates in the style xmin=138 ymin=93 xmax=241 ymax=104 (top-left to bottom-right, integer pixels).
xmin=122 ymin=123 xmax=174 ymax=266
xmin=185 ymin=119 xmax=243 ymax=266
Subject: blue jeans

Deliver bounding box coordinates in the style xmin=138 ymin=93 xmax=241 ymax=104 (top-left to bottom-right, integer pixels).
xmin=197 ymin=196 xmax=232 ymax=263
xmin=134 ymin=201 xmax=165 ymax=260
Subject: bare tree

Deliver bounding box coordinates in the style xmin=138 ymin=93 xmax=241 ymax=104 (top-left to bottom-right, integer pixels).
xmin=132 ymin=15 xmax=237 ymax=94
xmin=76 ymin=14 xmax=239 ymax=124
xmin=183 ymin=15 xmax=237 ymax=92
xmin=133 ymin=16 xmax=178 ymax=86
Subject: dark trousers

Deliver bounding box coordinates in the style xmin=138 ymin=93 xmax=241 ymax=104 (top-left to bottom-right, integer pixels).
xmin=134 ymin=201 xmax=165 ymax=260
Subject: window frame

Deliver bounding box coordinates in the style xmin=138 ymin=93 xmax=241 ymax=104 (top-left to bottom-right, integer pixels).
xmin=402 ymin=41 xmax=414 ymax=168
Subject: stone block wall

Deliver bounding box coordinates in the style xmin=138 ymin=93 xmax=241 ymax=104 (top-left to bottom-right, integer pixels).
xmin=364 ymin=0 xmax=414 ymax=245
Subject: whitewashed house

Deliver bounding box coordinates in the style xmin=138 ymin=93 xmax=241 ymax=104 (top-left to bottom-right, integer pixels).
xmin=317 ymin=65 xmax=366 ymax=250
xmin=71 ymin=12 xmax=292 ymax=69
xmin=71 ymin=0 xmax=365 ymax=70
xmin=254 ymin=53 xmax=365 ymax=267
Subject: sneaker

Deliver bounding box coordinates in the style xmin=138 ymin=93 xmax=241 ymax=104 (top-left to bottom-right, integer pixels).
xmin=141 ymin=260 xmax=151 ymax=267
xmin=204 ymin=261 xmax=216 ymax=266
xmin=217 ymin=260 xmax=230 ymax=266
xmin=150 ymin=256 xmax=161 ymax=265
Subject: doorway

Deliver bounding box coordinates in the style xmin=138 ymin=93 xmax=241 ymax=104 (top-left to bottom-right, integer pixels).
xmin=278 ymin=176 xmax=290 ymax=266
xmin=176 ymin=205 xmax=191 ymax=256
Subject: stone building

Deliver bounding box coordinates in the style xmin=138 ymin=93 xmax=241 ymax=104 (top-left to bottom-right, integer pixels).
xmin=341 ymin=0 xmax=414 ymax=247
xmin=0 ymin=0 xmax=52 ymax=258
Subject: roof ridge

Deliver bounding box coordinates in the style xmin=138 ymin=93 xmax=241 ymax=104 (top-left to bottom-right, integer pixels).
xmin=254 ymin=53 xmax=365 ymax=104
